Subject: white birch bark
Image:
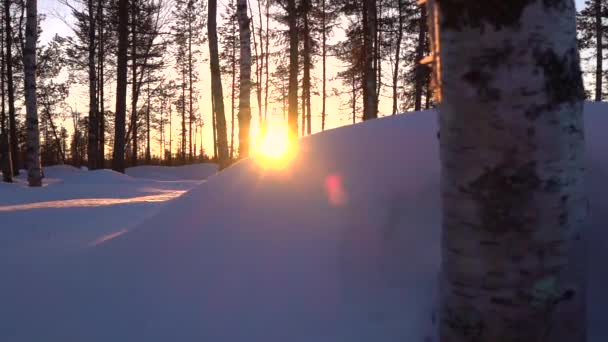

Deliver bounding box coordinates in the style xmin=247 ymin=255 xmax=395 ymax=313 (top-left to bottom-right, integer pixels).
xmin=24 ymin=0 xmax=41 ymax=186
xmin=436 ymin=1 xmax=587 ymax=341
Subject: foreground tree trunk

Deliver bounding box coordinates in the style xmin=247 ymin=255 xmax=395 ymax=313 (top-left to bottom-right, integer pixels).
xmin=362 ymin=0 xmax=377 ymax=121
xmin=112 ymin=0 xmax=129 ymax=173
xmin=5 ymin=0 xmax=18 ymax=175
xmin=237 ymin=0 xmax=251 ymax=157
xmin=23 ymin=0 xmax=41 ymax=186
xmin=595 ymin=0 xmax=602 ymax=101
xmin=287 ymin=0 xmax=299 ymax=136
xmin=208 ymin=0 xmax=229 ymax=166
xmin=436 ymin=1 xmax=587 ymax=341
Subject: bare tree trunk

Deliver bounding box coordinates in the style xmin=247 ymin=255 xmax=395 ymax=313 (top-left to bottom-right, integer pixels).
xmin=87 ymin=0 xmax=98 ymax=170
xmin=362 ymin=0 xmax=377 ymax=120
xmin=436 ymin=1 xmax=587 ymax=341
xmin=0 ymin=20 xmax=12 ymax=182
xmin=112 ymin=0 xmax=129 ymax=173
xmin=414 ymin=5 xmax=426 ymax=111
xmin=595 ymin=0 xmax=602 ymax=101
xmin=208 ymin=0 xmax=229 ymax=166
xmin=5 ymin=0 xmax=18 ymax=175
xmin=321 ymin=0 xmax=327 ymax=130
xmin=302 ymin=0 xmax=312 ymax=135
xmin=375 ymin=0 xmax=381 ymax=108
xmin=248 ymin=0 xmax=262 ymax=125
xmin=301 ymin=84 xmax=305 ymax=136
xmin=98 ymin=0 xmax=105 ymax=167
xmin=145 ymin=79 xmax=151 ymax=163
xmin=168 ymin=106 xmax=172 ymax=164
xmin=230 ymin=21 xmax=236 ymax=159
xmin=211 ymin=91 xmax=217 ymax=159
xmin=255 ymin=0 xmax=264 ymax=122
xmin=237 ymin=0 xmax=252 ymax=157
xmin=264 ymin=0 xmax=269 ymax=122
xmin=392 ymin=0 xmax=404 ymax=115
xmin=23 ymin=0 xmax=41 ymax=186
xmin=181 ymin=64 xmax=186 ymax=161
xmin=188 ymin=2 xmax=194 ymax=160
xmin=130 ymin=1 xmax=138 ymax=166
xmin=287 ymin=0 xmax=299 ymax=136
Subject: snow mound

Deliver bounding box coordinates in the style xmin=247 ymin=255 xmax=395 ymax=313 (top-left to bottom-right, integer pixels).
xmin=1 ymin=105 xmax=606 ymax=342
xmin=125 ymin=163 xmax=218 ymax=181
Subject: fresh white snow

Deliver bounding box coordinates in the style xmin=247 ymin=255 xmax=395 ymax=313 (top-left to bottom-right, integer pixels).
xmin=0 ymin=104 xmax=606 ymax=341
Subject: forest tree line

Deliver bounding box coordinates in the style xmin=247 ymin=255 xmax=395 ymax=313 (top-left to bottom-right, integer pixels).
xmin=0 ymin=0 xmax=600 ymax=186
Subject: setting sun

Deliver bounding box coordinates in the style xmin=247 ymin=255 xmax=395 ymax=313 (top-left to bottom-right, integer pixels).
xmin=251 ymin=124 xmax=298 ymax=169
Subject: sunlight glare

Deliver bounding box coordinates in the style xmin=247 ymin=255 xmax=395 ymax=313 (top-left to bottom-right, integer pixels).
xmin=252 ymin=123 xmax=298 ymax=169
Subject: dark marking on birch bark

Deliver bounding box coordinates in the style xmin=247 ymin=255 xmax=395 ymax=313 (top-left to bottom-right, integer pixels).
xmin=444 ymin=306 xmax=484 ymax=339
xmin=440 ymin=0 xmax=534 ymax=30
xmin=533 ymin=47 xmax=585 ymax=107
xmin=542 ymin=0 xmax=573 ymax=11
xmin=466 ymin=161 xmax=541 ymax=233
xmin=462 ymin=70 xmax=500 ymax=101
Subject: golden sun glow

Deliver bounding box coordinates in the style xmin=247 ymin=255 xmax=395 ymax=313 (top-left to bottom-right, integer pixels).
xmin=251 ymin=123 xmax=298 ymax=169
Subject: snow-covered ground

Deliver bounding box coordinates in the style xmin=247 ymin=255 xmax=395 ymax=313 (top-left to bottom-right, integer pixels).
xmin=0 ymin=105 xmax=606 ymax=341
xmin=0 ymin=164 xmax=215 ymax=262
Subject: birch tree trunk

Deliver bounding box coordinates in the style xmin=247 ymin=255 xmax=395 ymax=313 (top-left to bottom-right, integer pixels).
xmin=237 ymin=0 xmax=252 ymax=157
xmin=436 ymin=1 xmax=587 ymax=341
xmin=112 ymin=0 xmax=129 ymax=173
xmin=362 ymin=0 xmax=377 ymax=121
xmin=23 ymin=0 xmax=41 ymax=186
xmin=595 ymin=0 xmax=602 ymax=101
xmin=209 ymin=0 xmax=229 ymax=166
xmin=287 ymin=0 xmax=299 ymax=136
xmin=87 ymin=0 xmax=98 ymax=170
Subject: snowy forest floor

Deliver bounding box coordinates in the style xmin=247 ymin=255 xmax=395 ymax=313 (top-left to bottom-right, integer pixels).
xmin=0 ymin=105 xmax=606 ymax=341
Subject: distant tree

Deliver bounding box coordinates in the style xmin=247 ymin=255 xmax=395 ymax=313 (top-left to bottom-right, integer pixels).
xmin=38 ymin=36 xmax=69 ymax=165
xmin=0 ymin=10 xmax=12 ymax=182
xmin=362 ymin=0 xmax=376 ymax=120
xmin=219 ymin=0 xmax=238 ymax=159
xmin=171 ymin=0 xmax=205 ymax=162
xmin=5 ymin=0 xmax=18 ymax=175
xmin=436 ymin=1 xmax=587 ymax=341
xmin=578 ymin=0 xmax=606 ymax=100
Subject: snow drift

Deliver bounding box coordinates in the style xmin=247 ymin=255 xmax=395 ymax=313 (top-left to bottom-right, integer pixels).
xmin=1 ymin=104 xmax=606 ymax=341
